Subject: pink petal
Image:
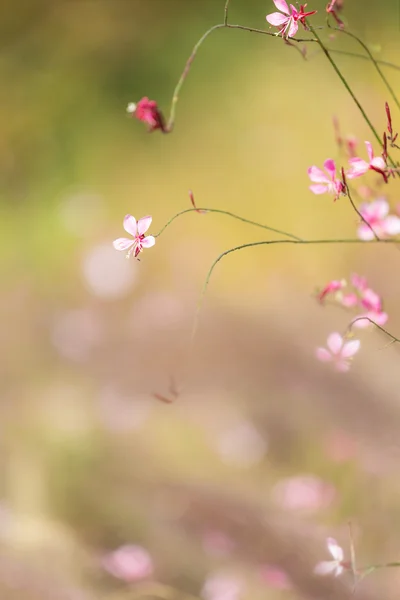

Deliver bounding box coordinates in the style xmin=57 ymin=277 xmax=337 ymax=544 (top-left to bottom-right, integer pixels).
xmin=341 ymin=339 xmax=360 ymax=358
xmin=383 ymin=215 xmax=400 ymax=236
xmin=357 ymin=224 xmax=375 ymax=241
xmin=340 ymin=293 xmax=358 ymax=308
xmin=327 ymin=538 xmax=343 ymax=562
xmin=334 ymin=564 xmax=344 ymax=577
xmin=309 ymin=184 xmax=328 ymax=195
xmin=314 ymin=561 xmax=337 ymax=575
xmin=113 ymin=238 xmax=135 ymax=251
xmin=316 ymin=348 xmax=332 ymax=362
xmin=287 ymin=19 xmax=298 ymax=38
xmin=123 ymin=215 xmax=137 ymax=236
xmin=365 ymin=141 xmax=373 ymax=162
xmin=335 ymin=361 xmax=351 ymax=372
xmin=308 ymin=166 xmax=329 ymax=184
xmin=372 ymin=198 xmax=389 ymax=219
xmin=137 ymin=215 xmax=152 ymax=235
xmin=141 ymin=235 xmax=156 ymax=248
xmin=273 ymin=0 xmax=290 ymax=14
xmin=347 ymin=158 xmax=369 ymax=178
xmin=266 ymin=12 xmax=289 ymax=25
xmin=323 ymin=159 xmax=336 ymax=179
xmin=326 ymin=333 xmax=343 ymax=355
xmin=351 ymin=316 xmax=370 ymax=329
xmin=371 ymin=156 xmax=386 ymax=170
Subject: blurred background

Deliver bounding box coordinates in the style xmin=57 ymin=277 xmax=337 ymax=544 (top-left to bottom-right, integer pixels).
xmin=2 ymin=0 xmax=400 ymax=598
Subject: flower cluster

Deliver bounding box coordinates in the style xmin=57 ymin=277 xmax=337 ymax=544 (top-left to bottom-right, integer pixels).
xmin=127 ymin=97 xmax=166 ymax=133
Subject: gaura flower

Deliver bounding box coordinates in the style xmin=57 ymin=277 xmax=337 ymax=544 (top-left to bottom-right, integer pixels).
xmin=314 ymin=538 xmax=347 ymax=576
xmin=316 ymin=333 xmax=360 ymax=372
xmin=266 ymin=0 xmax=316 ymax=39
xmin=308 ymin=159 xmax=346 ymax=200
xmin=357 ymin=198 xmax=400 ymax=240
xmin=347 ymin=141 xmax=387 ymax=181
xmin=127 ymin=97 xmax=165 ymax=132
xmin=317 ymin=279 xmax=346 ymax=303
xmin=113 ymin=215 xmax=156 ymax=258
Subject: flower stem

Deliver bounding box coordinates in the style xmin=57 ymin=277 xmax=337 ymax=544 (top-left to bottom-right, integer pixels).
xmin=348 ymin=317 xmax=400 ymax=344
xmin=346 ymin=185 xmax=380 ymax=241
xmin=154 ymin=207 xmax=303 ymax=241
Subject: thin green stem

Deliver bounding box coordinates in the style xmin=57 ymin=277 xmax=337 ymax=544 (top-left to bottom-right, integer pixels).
xmin=190 ymin=237 xmax=396 ymax=344
xmin=154 ymin=207 xmax=303 ymax=241
xmin=329 ymin=25 xmax=400 ymax=112
xmin=224 ymin=0 xmax=231 ymax=25
xmin=307 ymin=24 xmax=383 ymax=149
xmin=346 ymin=185 xmax=379 ymax=241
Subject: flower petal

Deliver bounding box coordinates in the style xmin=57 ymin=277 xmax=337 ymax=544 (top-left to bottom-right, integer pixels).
xmin=383 ymin=215 xmax=400 ymax=236
xmin=326 ymin=333 xmax=343 ymax=355
xmin=357 ymin=224 xmax=375 ymax=241
xmin=266 ymin=12 xmax=289 ymax=25
xmin=347 ymin=158 xmax=369 ymax=178
xmin=308 ymin=166 xmax=329 ymax=184
xmin=309 ymin=184 xmax=328 ymax=195
xmin=316 ymin=348 xmax=332 ymax=362
xmin=113 ymin=238 xmax=135 ymax=251
xmin=314 ymin=561 xmax=337 ymax=575
xmin=334 ymin=564 xmax=344 ymax=577
xmin=323 ymin=159 xmax=336 ymax=179
xmin=141 ymin=235 xmax=156 ymax=248
xmin=341 ymin=339 xmax=360 ymax=358
xmin=287 ymin=19 xmax=298 ymax=38
xmin=365 ymin=141 xmax=373 ymax=162
xmin=371 ymin=198 xmax=389 ymax=219
xmin=327 ymin=538 xmax=344 ymax=562
xmin=137 ymin=215 xmax=153 ymax=235
xmin=123 ymin=215 xmax=137 ymax=236
xmin=335 ymin=361 xmax=351 ymax=372
xmin=371 ymin=156 xmax=386 ymax=171
xmin=273 ymin=0 xmax=290 ymax=14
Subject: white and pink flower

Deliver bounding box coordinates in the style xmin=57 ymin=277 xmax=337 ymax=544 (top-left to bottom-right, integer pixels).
xmin=357 ymin=198 xmax=400 ymax=240
xmin=347 ymin=141 xmax=387 ymax=181
xmin=113 ymin=215 xmax=156 ymax=259
xmin=314 ymin=538 xmax=347 ymax=577
xmin=316 ymin=333 xmax=360 ymax=372
xmin=266 ymin=0 xmax=316 ymax=39
xmin=308 ymin=159 xmax=346 ymax=200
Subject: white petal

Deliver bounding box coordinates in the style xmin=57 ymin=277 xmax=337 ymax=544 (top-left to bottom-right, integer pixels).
xmin=357 ymin=224 xmax=375 ymax=241
xmin=123 ymin=215 xmax=137 ymax=236
xmin=314 ymin=561 xmax=337 ymax=575
xmin=341 ymin=339 xmax=360 ymax=358
xmin=113 ymin=238 xmax=135 ymax=251
xmin=384 ymin=215 xmax=400 ymax=236
xmin=334 ymin=564 xmax=344 ymax=577
xmin=316 ymin=348 xmax=332 ymax=363
xmin=141 ymin=235 xmax=156 ymax=248
xmin=273 ymin=0 xmax=290 ymax=14
xmin=327 ymin=538 xmax=344 ymax=562
xmin=137 ymin=216 xmax=152 ymax=235
xmin=326 ymin=333 xmax=343 ymax=355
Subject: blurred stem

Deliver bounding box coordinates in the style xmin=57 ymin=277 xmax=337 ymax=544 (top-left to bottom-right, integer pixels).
xmin=329 ymin=24 xmax=400 ymax=112
xmin=307 ymin=24 xmax=396 ymax=164
xmin=322 ymin=49 xmax=400 ymax=73
xmin=346 ymin=184 xmax=379 ymax=240
xmin=348 ymin=317 xmax=400 ymax=344
xmin=155 ymin=207 xmax=303 ymax=241
xmin=190 ymin=236 xmax=397 ymax=344
xmin=224 ymin=0 xmax=231 ymax=25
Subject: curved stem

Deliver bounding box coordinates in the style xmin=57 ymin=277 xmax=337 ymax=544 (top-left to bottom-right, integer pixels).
xmin=346 ymin=185 xmax=379 ymax=241
xmin=190 ymin=237 xmax=396 ymax=344
xmin=348 ymin=317 xmax=400 ymax=343
xmin=154 ymin=207 xmax=303 ymax=241
xmin=329 ymin=25 xmax=400 ymax=112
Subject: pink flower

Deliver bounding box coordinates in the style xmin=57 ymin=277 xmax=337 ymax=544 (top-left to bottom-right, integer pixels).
xmin=113 ymin=215 xmax=156 ymax=259
xmin=260 ymin=566 xmax=292 ymax=589
xmin=347 ymin=141 xmax=387 ymax=181
xmin=102 ymin=545 xmax=154 ymax=582
xmin=127 ymin=97 xmax=165 ymax=132
xmin=266 ymin=0 xmax=316 ymax=38
xmin=317 ymin=279 xmax=346 ymax=303
xmin=357 ymin=198 xmax=400 ymax=240
xmin=314 ymin=538 xmax=346 ymax=577
xmin=352 ymin=287 xmax=388 ymax=329
xmin=308 ymin=159 xmax=346 ymax=200
xmin=316 ymin=333 xmax=360 ymax=372
xmin=272 ymin=475 xmax=336 ymax=512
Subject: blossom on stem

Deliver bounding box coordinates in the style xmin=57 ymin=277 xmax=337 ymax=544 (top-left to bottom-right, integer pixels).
xmin=353 ymin=286 xmax=388 ymax=329
xmin=113 ymin=215 xmax=156 ymax=259
xmin=308 ymin=159 xmax=346 ymax=200
xmin=266 ymin=0 xmax=316 ymax=39
xmin=347 ymin=141 xmax=387 ymax=182
xmin=357 ymin=198 xmax=400 ymax=240
xmin=317 ymin=279 xmax=346 ymax=303
xmin=316 ymin=333 xmax=360 ymax=372
xmin=127 ymin=97 xmax=165 ymax=132
xmin=314 ymin=538 xmax=347 ymax=576
xmin=326 ymin=0 xmax=344 ymax=27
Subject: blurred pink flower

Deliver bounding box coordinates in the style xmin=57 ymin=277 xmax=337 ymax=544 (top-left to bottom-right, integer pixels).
xmin=103 ymin=545 xmax=154 ymax=582
xmin=127 ymin=97 xmax=165 ymax=132
xmin=272 ymin=475 xmax=336 ymax=512
xmin=352 ymin=286 xmax=388 ymax=328
xmin=113 ymin=215 xmax=156 ymax=259
xmin=357 ymin=198 xmax=400 ymax=240
xmin=317 ymin=279 xmax=346 ymax=303
xmin=314 ymin=538 xmax=346 ymax=576
xmin=202 ymin=574 xmax=243 ymax=600
xmin=266 ymin=0 xmax=316 ymax=38
xmin=308 ymin=159 xmax=345 ymax=200
xmin=260 ymin=565 xmax=292 ymax=589
xmin=347 ymin=141 xmax=387 ymax=181
xmin=316 ymin=333 xmax=360 ymax=372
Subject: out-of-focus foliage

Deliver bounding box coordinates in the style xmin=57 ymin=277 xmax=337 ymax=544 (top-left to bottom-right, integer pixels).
xmin=1 ymin=1 xmax=400 ymax=599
